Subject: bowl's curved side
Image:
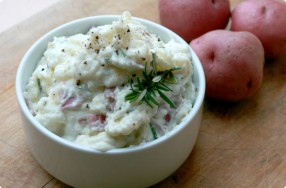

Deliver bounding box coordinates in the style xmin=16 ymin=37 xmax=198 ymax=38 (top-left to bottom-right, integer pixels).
xmin=16 ymin=15 xmax=205 ymax=188
xmin=19 ymin=105 xmax=203 ymax=188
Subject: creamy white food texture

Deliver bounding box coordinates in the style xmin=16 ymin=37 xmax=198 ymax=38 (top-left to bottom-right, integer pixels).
xmin=24 ymin=12 xmax=197 ymax=151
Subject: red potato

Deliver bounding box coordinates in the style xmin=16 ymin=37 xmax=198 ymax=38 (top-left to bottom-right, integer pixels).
xmin=190 ymin=30 xmax=264 ymax=101
xmin=159 ymin=0 xmax=231 ymax=42
xmin=231 ymin=0 xmax=286 ymax=58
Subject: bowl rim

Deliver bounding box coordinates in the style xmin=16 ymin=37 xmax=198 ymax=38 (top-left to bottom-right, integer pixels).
xmin=15 ymin=14 xmax=205 ymax=154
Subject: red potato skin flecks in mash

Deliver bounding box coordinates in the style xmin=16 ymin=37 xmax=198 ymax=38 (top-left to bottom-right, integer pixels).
xmin=190 ymin=30 xmax=265 ymax=102
xmin=159 ymin=0 xmax=231 ymax=42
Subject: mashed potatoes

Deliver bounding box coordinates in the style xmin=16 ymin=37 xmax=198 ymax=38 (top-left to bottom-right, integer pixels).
xmin=24 ymin=12 xmax=196 ymax=151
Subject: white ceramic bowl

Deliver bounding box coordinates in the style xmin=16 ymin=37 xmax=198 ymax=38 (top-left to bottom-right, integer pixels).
xmin=16 ymin=15 xmax=205 ymax=188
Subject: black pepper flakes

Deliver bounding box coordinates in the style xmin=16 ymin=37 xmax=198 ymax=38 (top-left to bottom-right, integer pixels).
xmin=86 ymin=104 xmax=90 ymax=109
xmin=83 ymin=61 xmax=87 ymax=65
xmin=76 ymin=80 xmax=81 ymax=86
xmin=141 ymin=57 xmax=146 ymax=61
xmin=61 ymin=49 xmax=65 ymax=52
xmin=41 ymin=68 xmax=45 ymax=71
xmin=88 ymin=43 xmax=92 ymax=49
xmin=127 ymin=29 xmax=130 ymax=33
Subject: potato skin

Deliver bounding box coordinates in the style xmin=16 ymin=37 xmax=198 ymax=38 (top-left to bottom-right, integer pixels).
xmin=159 ymin=0 xmax=231 ymax=42
xmin=231 ymin=0 xmax=286 ymax=58
xmin=190 ymin=30 xmax=264 ymax=101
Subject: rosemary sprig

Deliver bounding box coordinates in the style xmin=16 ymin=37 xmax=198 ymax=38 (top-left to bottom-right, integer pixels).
xmin=125 ymin=54 xmax=181 ymax=108
xmin=150 ymin=124 xmax=158 ymax=139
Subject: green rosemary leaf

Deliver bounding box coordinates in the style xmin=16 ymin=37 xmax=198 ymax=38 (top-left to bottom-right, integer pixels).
xmin=161 ymin=71 xmax=169 ymax=79
xmin=125 ymin=93 xmax=139 ymax=102
xmin=37 ymin=78 xmax=42 ymax=92
xmin=125 ymin=92 xmax=136 ymax=99
xmin=163 ymin=78 xmax=177 ymax=84
xmin=146 ymin=91 xmax=159 ymax=106
xmin=168 ymin=71 xmax=177 ymax=84
xmin=136 ymin=77 xmax=144 ymax=90
xmin=120 ymin=49 xmax=127 ymax=56
xmin=142 ymin=70 xmax=149 ymax=81
xmin=144 ymin=61 xmax=148 ymax=75
xmin=143 ymin=97 xmax=154 ymax=108
xmin=135 ymin=89 xmax=147 ymax=103
xmin=152 ymin=75 xmax=162 ymax=83
xmin=157 ymin=89 xmax=176 ymax=109
xmin=171 ymin=66 xmax=182 ymax=71
xmin=125 ymin=52 xmax=180 ymax=109
xmin=151 ymin=53 xmax=157 ymax=75
xmin=157 ymin=83 xmax=172 ymax=91
xmin=150 ymin=124 xmax=158 ymax=139
xmin=150 ymin=88 xmax=157 ymax=97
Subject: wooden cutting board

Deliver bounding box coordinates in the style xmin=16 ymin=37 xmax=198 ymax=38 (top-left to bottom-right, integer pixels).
xmin=1 ymin=0 xmax=286 ymax=187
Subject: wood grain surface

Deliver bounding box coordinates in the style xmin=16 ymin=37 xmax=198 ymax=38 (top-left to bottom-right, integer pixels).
xmin=1 ymin=0 xmax=286 ymax=187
